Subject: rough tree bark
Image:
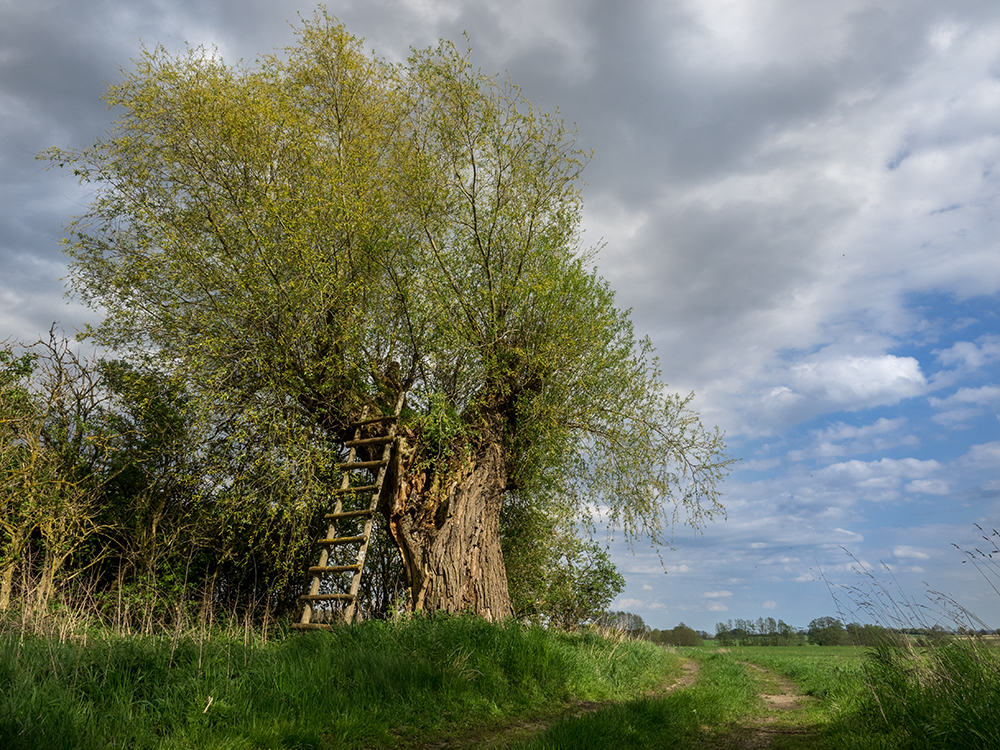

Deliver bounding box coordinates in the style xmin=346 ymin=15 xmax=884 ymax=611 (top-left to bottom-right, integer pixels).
xmin=347 ymin=414 xmax=514 ymax=621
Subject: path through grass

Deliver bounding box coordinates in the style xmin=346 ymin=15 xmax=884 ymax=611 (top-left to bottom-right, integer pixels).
xmin=510 ymin=647 xmax=871 ymax=750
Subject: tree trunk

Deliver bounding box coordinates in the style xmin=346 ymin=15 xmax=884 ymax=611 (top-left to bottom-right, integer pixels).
xmin=385 ymin=437 xmax=513 ymax=621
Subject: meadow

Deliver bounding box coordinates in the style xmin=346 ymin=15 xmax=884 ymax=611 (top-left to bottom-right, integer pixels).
xmin=4 ymin=617 xmax=999 ymax=749
xmin=513 ymin=640 xmax=1000 ymax=750
xmin=0 ymin=614 xmax=679 ymax=750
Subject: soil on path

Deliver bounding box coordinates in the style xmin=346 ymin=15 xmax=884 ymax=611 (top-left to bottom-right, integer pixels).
xmin=415 ymin=657 xmax=821 ymax=750
xmin=415 ymin=659 xmax=700 ymax=749
xmin=708 ymin=663 xmax=820 ymax=750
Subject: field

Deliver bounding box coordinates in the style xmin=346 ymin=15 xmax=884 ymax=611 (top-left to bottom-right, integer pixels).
xmin=3 ymin=621 xmax=999 ymax=749
xmin=0 ymin=615 xmax=680 ymax=750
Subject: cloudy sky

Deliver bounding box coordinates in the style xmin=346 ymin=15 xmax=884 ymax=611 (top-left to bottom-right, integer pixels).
xmin=3 ymin=0 xmax=1000 ymax=633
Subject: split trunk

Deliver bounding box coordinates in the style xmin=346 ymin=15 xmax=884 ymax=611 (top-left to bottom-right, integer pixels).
xmin=376 ymin=432 xmax=514 ymax=621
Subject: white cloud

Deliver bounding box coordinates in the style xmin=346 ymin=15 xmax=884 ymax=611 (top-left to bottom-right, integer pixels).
xmin=816 ymin=458 xmax=943 ymax=501
xmin=892 ymin=545 xmax=931 ymax=560
xmin=703 ymin=590 xmax=733 ymax=598
xmin=762 ymin=600 xmax=777 ymax=610
xmin=615 ymin=598 xmax=646 ymax=610
xmin=935 ymin=335 xmax=1000 ymax=371
xmin=788 ymin=416 xmax=917 ymax=461
xmin=961 ymin=442 xmax=1000 ymax=469
xmin=706 ymin=602 xmax=729 ymax=612
xmin=790 ymin=355 xmax=926 ymax=407
xmin=930 ymin=385 xmax=1000 ymax=425
xmin=905 ymin=479 xmax=950 ymax=495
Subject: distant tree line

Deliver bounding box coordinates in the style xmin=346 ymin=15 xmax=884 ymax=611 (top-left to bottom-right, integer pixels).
xmin=707 ymin=615 xmax=962 ymax=647
xmin=714 ymin=617 xmax=806 ymax=646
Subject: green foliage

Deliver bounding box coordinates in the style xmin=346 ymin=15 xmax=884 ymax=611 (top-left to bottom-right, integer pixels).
xmin=857 ymin=638 xmax=1000 ymax=749
xmin=597 ymin=611 xmax=649 ymax=638
xmin=0 ymin=334 xmax=115 ymax=613
xmin=0 ymin=332 xmax=338 ymax=628
xmin=808 ymin=616 xmax=850 ymax=646
xmin=26 ymin=12 xmax=733 ymax=624
xmin=41 ymin=10 xmax=732 ymax=605
xmin=502 ymin=493 xmax=625 ymax=627
xmin=715 ymin=616 xmax=805 ymax=646
xmin=650 ymin=622 xmax=704 ymax=646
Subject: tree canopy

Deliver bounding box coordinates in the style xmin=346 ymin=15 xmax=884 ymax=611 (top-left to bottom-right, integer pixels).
xmin=43 ymin=10 xmax=733 ymax=621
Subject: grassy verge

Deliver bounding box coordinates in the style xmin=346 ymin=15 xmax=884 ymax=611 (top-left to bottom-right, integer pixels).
xmin=730 ymin=646 xmax=888 ymax=750
xmin=0 ymin=614 xmax=678 ymax=750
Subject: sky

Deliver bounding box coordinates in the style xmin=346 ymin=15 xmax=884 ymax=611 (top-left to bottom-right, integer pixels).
xmin=2 ymin=0 xmax=999 ymax=634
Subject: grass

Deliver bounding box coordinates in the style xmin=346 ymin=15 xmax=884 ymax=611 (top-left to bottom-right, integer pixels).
xmin=733 ymin=645 xmax=868 ymax=704
xmin=511 ymin=649 xmax=761 ymax=750
xmin=509 ymin=645 xmax=916 ymax=750
xmin=6 ymin=605 xmax=1000 ymax=749
xmin=830 ymin=535 xmax=1000 ymax=749
xmin=0 ymin=614 xmax=679 ymax=750
xmin=856 ymin=637 xmax=1000 ymax=750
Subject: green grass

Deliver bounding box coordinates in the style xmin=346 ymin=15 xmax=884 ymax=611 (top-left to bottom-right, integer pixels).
xmin=0 ymin=615 xmax=678 ymax=750
xmin=10 ymin=617 xmax=996 ymax=750
xmin=856 ymin=637 xmax=1000 ymax=750
xmin=511 ymin=646 xmax=884 ymax=750
xmin=512 ymin=650 xmax=766 ymax=750
xmin=734 ymin=641 xmax=1000 ymax=750
xmin=732 ymin=646 xmax=868 ymax=703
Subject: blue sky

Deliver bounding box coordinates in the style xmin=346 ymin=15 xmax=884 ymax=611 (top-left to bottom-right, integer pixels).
xmin=2 ymin=0 xmax=999 ymax=633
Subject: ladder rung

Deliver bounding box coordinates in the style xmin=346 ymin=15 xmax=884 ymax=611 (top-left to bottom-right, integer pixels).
xmin=325 ymin=509 xmax=375 ymax=520
xmin=299 ymin=593 xmax=357 ymax=601
xmin=350 ymin=415 xmax=398 ymax=427
xmin=337 ymin=459 xmax=386 ymax=471
xmin=308 ymin=564 xmax=361 ymax=574
xmin=291 ymin=622 xmax=333 ymax=631
xmin=317 ymin=535 xmax=366 ymax=546
xmin=332 ymin=484 xmax=378 ymax=496
xmin=345 ymin=435 xmax=395 ymax=448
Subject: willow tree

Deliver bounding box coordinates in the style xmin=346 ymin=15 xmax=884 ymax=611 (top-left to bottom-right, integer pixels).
xmin=45 ymin=11 xmax=732 ymax=621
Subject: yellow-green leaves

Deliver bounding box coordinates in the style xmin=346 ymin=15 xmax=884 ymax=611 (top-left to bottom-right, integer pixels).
xmin=46 ymin=10 xmax=731 ymax=566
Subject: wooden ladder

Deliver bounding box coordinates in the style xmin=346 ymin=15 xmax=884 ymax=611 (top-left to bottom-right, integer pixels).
xmin=292 ymin=395 xmax=404 ymax=630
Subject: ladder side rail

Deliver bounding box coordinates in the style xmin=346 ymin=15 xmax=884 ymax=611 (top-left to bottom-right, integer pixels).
xmin=343 ymin=392 xmax=406 ymax=624
xmin=343 ymin=437 xmax=395 ymax=623
xmin=300 ymin=422 xmax=362 ymax=626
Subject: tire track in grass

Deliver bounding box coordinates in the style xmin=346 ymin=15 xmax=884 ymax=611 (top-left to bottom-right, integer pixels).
xmin=415 ymin=658 xmax=698 ymax=749
xmin=717 ymin=662 xmax=821 ymax=750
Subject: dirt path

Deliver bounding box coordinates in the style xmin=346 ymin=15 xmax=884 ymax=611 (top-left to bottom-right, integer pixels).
xmin=416 ymin=658 xmax=821 ymax=750
xmin=711 ymin=663 xmax=819 ymax=750
xmin=416 ymin=659 xmax=700 ymax=749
